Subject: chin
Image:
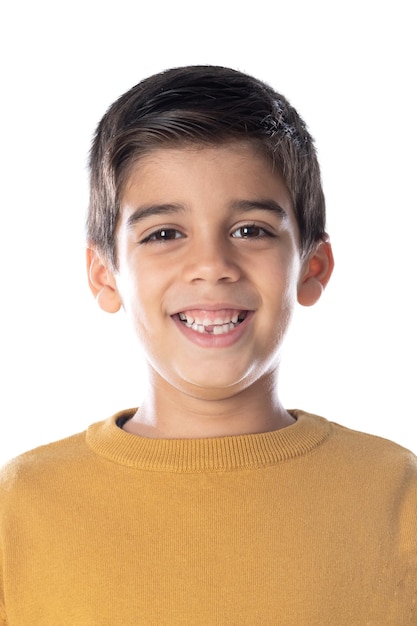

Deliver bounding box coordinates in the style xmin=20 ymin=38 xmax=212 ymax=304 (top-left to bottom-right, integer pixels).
xmin=177 ymin=368 xmax=262 ymax=398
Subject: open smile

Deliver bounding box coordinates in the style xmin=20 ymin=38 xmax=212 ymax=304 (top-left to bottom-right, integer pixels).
xmin=176 ymin=309 xmax=248 ymax=335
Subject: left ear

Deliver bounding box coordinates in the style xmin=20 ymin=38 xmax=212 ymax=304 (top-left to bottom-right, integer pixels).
xmin=297 ymin=238 xmax=334 ymax=307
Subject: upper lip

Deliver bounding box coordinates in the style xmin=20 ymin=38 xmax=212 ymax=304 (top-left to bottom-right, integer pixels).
xmin=171 ymin=302 xmax=254 ymax=315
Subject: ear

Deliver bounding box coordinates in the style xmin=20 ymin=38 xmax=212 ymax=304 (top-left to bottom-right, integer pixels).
xmin=86 ymin=247 xmax=122 ymax=313
xmin=297 ymin=238 xmax=334 ymax=307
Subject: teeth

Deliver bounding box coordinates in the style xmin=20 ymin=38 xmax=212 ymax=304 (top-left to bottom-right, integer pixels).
xmin=191 ymin=323 xmax=205 ymax=333
xmin=177 ymin=310 xmax=247 ymax=334
xmin=212 ymin=323 xmax=235 ymax=335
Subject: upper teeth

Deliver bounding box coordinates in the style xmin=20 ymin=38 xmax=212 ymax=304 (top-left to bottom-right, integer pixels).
xmin=178 ymin=310 xmax=245 ymax=334
xmin=178 ymin=312 xmax=239 ymax=326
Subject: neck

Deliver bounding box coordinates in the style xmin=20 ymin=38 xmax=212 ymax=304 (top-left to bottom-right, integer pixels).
xmin=123 ymin=370 xmax=294 ymax=439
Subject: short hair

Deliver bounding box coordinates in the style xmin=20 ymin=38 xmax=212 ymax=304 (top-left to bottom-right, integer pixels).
xmin=87 ymin=65 xmax=326 ymax=268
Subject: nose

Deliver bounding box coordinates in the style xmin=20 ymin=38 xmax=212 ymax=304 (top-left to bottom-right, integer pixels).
xmin=182 ymin=235 xmax=241 ymax=284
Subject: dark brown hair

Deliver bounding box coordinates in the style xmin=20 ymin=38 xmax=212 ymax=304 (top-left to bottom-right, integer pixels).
xmin=87 ymin=65 xmax=326 ymax=268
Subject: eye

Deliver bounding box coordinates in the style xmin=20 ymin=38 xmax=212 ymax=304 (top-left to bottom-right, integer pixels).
xmin=231 ymin=224 xmax=273 ymax=239
xmin=140 ymin=228 xmax=184 ymax=243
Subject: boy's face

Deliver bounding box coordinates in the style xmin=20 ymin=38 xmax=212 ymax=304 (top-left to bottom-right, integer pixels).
xmin=90 ymin=142 xmax=330 ymax=401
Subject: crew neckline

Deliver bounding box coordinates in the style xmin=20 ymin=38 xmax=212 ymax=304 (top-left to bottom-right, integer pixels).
xmin=86 ymin=409 xmax=331 ymax=473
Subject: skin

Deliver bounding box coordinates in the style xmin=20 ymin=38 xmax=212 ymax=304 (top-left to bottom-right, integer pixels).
xmin=87 ymin=142 xmax=333 ymax=439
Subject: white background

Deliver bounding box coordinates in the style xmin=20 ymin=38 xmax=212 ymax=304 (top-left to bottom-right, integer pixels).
xmin=1 ymin=0 xmax=415 ymax=464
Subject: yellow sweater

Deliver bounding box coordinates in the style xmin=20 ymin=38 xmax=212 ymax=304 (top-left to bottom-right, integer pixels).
xmin=0 ymin=410 xmax=416 ymax=625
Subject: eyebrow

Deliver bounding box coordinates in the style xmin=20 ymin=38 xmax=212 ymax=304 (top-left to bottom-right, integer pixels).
xmin=126 ymin=203 xmax=185 ymax=229
xmin=125 ymin=198 xmax=288 ymax=229
xmin=230 ymin=199 xmax=288 ymax=219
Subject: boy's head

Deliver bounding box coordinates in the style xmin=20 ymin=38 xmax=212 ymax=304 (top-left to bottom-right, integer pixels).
xmin=87 ymin=65 xmax=326 ymax=270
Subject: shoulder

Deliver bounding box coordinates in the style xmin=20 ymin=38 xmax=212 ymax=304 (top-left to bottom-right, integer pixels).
xmin=328 ymin=418 xmax=417 ymax=465
xmin=295 ymin=410 xmax=416 ymax=458
xmin=294 ymin=410 xmax=417 ymax=487
xmin=0 ymin=428 xmax=92 ymax=503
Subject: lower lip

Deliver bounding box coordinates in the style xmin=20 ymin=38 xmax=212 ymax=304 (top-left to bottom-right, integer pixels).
xmin=172 ymin=313 xmax=254 ymax=348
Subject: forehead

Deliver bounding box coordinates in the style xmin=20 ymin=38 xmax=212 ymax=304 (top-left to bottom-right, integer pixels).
xmin=120 ymin=141 xmax=292 ymax=208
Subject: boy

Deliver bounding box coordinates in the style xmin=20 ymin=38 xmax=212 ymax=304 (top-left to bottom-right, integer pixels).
xmin=1 ymin=66 xmax=416 ymax=625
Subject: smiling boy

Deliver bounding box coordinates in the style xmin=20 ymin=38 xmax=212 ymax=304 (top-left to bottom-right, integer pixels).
xmin=1 ymin=66 xmax=416 ymax=624
xmin=89 ymin=142 xmax=329 ymax=439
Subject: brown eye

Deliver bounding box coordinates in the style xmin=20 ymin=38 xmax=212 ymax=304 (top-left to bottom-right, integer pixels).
xmin=153 ymin=229 xmax=179 ymax=240
xmin=242 ymin=225 xmax=261 ymax=237
xmin=231 ymin=224 xmax=272 ymax=239
xmin=141 ymin=228 xmax=183 ymax=244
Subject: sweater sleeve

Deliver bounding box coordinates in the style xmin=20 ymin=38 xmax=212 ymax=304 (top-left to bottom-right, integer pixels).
xmin=0 ymin=464 xmax=12 ymax=626
xmin=0 ymin=527 xmax=6 ymax=624
xmin=0 ymin=569 xmax=5 ymax=626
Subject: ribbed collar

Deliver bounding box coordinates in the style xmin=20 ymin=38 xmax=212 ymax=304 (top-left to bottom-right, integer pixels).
xmin=86 ymin=410 xmax=331 ymax=473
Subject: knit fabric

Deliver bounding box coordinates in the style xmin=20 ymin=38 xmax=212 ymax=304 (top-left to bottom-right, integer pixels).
xmin=0 ymin=410 xmax=416 ymax=625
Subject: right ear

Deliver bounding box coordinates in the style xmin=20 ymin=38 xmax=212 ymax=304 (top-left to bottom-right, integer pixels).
xmin=86 ymin=247 xmax=122 ymax=313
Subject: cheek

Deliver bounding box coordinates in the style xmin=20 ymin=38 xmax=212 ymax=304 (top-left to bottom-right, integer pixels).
xmin=125 ymin=274 xmax=169 ymax=347
xmin=262 ymin=257 xmax=300 ymax=326
xmin=264 ymin=250 xmax=300 ymax=297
